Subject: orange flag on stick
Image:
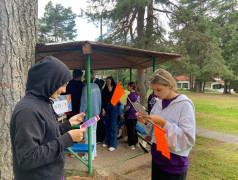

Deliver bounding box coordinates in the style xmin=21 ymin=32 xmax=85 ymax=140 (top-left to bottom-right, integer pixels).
xmin=111 ymin=82 xmax=125 ymax=106
xmin=154 ymin=124 xmax=171 ymax=159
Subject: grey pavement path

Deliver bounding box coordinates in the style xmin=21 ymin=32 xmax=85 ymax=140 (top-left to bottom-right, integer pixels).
xmin=196 ymin=127 xmax=238 ymax=145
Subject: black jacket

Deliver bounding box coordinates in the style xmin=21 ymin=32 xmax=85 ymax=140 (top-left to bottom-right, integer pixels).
xmin=65 ymin=79 xmax=84 ymax=113
xmin=10 ymin=56 xmax=73 ymax=180
xmin=102 ymin=86 xmax=116 ymax=109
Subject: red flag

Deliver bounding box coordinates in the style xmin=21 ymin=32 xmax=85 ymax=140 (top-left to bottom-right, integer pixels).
xmin=154 ymin=124 xmax=171 ymax=159
xmin=111 ymin=82 xmax=125 ymax=106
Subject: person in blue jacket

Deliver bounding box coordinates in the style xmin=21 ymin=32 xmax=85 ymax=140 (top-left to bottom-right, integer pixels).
xmin=10 ymin=56 xmax=86 ymax=180
xmin=80 ymin=71 xmax=102 ymax=160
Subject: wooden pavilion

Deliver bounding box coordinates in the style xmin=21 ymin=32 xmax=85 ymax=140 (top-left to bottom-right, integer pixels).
xmin=36 ymin=41 xmax=181 ymax=174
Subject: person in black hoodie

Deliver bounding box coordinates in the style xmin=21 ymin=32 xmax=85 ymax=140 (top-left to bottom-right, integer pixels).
xmin=64 ymin=69 xmax=84 ymax=115
xmin=10 ymin=56 xmax=86 ymax=180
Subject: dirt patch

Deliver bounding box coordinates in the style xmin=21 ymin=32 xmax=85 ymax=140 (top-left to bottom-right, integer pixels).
xmin=65 ymin=138 xmax=152 ymax=180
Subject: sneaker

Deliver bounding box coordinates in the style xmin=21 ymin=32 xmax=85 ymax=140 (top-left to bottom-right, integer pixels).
xmin=129 ymin=145 xmax=135 ymax=150
xmin=81 ymin=155 xmax=94 ymax=161
xmin=108 ymin=147 xmax=116 ymax=151
xmin=102 ymin=144 xmax=108 ymax=147
xmin=81 ymin=155 xmax=88 ymax=161
xmin=117 ymin=129 xmax=122 ymax=138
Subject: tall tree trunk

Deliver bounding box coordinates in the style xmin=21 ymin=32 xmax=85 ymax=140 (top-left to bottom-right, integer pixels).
xmin=202 ymin=81 xmax=206 ymax=92
xmin=198 ymin=81 xmax=202 ymax=92
xmin=136 ymin=4 xmax=145 ymax=48
xmin=223 ymin=81 xmax=228 ymax=94
xmin=189 ymin=75 xmax=194 ymax=92
xmin=193 ymin=80 xmax=198 ymax=92
xmin=145 ymin=0 xmax=153 ymax=50
xmin=135 ymin=4 xmax=149 ymax=107
xmin=0 ymin=1 xmax=38 ymax=179
xmin=136 ymin=69 xmax=149 ymax=107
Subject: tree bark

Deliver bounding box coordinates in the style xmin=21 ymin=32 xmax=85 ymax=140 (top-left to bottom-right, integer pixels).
xmin=135 ymin=4 xmax=149 ymax=107
xmin=0 ymin=0 xmax=38 ymax=179
xmin=136 ymin=69 xmax=149 ymax=107
xmin=145 ymin=0 xmax=153 ymax=50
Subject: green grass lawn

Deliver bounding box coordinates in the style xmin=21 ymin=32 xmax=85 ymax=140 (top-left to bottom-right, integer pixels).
xmin=181 ymin=92 xmax=238 ymax=136
xmin=122 ymin=89 xmax=238 ymax=136
xmin=188 ymin=136 xmax=238 ymax=180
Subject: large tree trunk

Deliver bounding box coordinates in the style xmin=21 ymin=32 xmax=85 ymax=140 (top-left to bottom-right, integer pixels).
xmin=135 ymin=2 xmax=154 ymax=107
xmin=135 ymin=4 xmax=149 ymax=107
xmin=136 ymin=69 xmax=149 ymax=107
xmin=0 ymin=1 xmax=38 ymax=179
xmin=145 ymin=0 xmax=153 ymax=50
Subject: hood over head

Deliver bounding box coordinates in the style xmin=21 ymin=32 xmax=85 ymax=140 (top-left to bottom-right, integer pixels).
xmin=26 ymin=56 xmax=72 ymax=99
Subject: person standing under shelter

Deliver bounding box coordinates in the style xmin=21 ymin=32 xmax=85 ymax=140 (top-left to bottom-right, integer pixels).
xmin=101 ymin=76 xmax=118 ymax=151
xmin=137 ymin=69 xmax=195 ymax=180
xmin=10 ymin=56 xmax=86 ymax=180
xmin=80 ymin=71 xmax=102 ymax=160
xmin=64 ymin=69 xmax=84 ymax=117
xmin=124 ymin=82 xmax=140 ymax=150
xmin=148 ymin=91 xmax=157 ymax=114
xmin=94 ymin=79 xmax=106 ymax=143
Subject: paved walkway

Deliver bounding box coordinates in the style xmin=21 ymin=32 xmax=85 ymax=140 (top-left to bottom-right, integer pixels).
xmin=196 ymin=127 xmax=238 ymax=145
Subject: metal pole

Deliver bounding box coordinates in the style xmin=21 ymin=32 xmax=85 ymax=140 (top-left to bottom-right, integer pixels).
xmin=86 ymin=54 xmax=93 ymax=174
xmin=153 ymin=58 xmax=156 ymax=72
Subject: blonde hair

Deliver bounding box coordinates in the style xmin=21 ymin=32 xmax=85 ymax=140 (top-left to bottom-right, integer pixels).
xmin=151 ymin=69 xmax=177 ymax=91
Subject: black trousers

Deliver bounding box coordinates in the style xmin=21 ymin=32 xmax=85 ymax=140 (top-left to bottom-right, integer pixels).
xmin=152 ymin=160 xmax=187 ymax=180
xmin=96 ymin=115 xmax=105 ymax=142
xmin=126 ymin=118 xmax=138 ymax=146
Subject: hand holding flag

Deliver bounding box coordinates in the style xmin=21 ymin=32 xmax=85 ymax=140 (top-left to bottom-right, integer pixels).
xmin=136 ymin=112 xmax=171 ymax=159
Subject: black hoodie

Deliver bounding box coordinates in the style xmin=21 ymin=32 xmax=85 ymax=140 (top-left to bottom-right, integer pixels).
xmin=10 ymin=56 xmax=73 ymax=180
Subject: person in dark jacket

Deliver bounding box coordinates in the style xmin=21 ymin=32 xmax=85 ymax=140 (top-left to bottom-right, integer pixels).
xmin=10 ymin=56 xmax=86 ymax=180
xmin=64 ymin=69 xmax=84 ymax=115
xmin=124 ymin=82 xmax=140 ymax=150
xmin=101 ymin=76 xmax=118 ymax=151
xmin=94 ymin=79 xmax=105 ymax=143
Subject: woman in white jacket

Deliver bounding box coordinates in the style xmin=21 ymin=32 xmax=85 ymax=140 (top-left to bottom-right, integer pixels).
xmin=137 ymin=69 xmax=195 ymax=180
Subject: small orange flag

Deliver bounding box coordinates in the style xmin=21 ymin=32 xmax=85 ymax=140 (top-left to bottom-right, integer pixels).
xmin=111 ymin=82 xmax=125 ymax=106
xmin=154 ymin=124 xmax=171 ymax=159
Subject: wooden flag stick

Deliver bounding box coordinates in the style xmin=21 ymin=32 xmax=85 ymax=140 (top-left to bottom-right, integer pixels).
xmin=127 ymin=97 xmax=154 ymax=125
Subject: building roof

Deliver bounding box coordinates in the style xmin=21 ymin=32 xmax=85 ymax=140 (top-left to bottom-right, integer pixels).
xmin=176 ymin=75 xmax=189 ymax=81
xmin=36 ymin=41 xmax=181 ymax=70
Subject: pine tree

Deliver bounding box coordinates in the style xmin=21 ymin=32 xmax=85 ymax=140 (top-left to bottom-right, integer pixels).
xmin=168 ymin=0 xmax=230 ymax=92
xmin=38 ymin=1 xmax=77 ymax=43
xmin=83 ymin=0 xmax=174 ymax=106
xmin=214 ymin=0 xmax=238 ymax=93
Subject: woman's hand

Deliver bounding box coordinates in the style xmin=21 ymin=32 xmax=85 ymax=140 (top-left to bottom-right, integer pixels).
xmin=136 ymin=113 xmax=149 ymax=125
xmin=141 ymin=114 xmax=166 ymax=127
xmin=68 ymin=129 xmax=86 ymax=142
xmin=69 ymin=112 xmax=86 ymax=126
xmin=101 ymin=108 xmax=106 ymax=117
